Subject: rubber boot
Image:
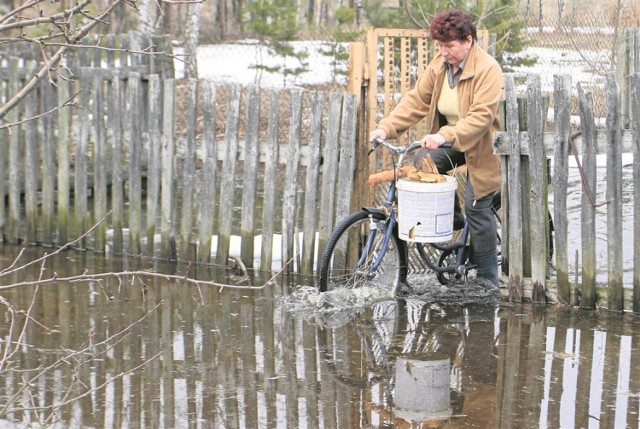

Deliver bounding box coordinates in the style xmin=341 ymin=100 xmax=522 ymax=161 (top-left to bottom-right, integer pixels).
xmin=475 ymin=248 xmax=499 ymax=288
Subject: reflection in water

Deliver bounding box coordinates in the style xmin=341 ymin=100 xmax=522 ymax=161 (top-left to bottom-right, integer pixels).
xmin=1 ymin=248 xmax=640 ymax=427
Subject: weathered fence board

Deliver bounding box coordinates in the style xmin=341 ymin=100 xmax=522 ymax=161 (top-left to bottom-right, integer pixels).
xmin=41 ymin=78 xmax=55 ymax=247
xmin=494 ymin=69 xmax=640 ymax=310
xmin=160 ymin=79 xmax=176 ymax=259
xmin=505 ymin=75 xmax=523 ymax=301
xmin=577 ymin=83 xmax=598 ymax=309
xmin=300 ymin=92 xmax=324 ymax=276
xmin=633 ymin=74 xmax=640 ymax=312
xmin=8 ymin=58 xmax=20 ymax=242
xmin=4 ymin=31 xmax=640 ymax=311
xmin=178 ymin=79 xmax=198 ymax=260
xmin=127 ymin=72 xmax=143 ymax=255
xmin=24 ymin=61 xmax=38 ymax=245
xmin=93 ymin=71 xmax=108 ymax=252
xmin=240 ymin=86 xmax=260 ymax=267
xmin=111 ymin=75 xmax=125 ymax=254
xmin=197 ymin=81 xmax=218 ymax=264
xmin=526 ymin=75 xmax=548 ymax=302
xmin=605 ymin=73 xmax=624 ymax=311
xmin=56 ymin=77 xmax=72 ymax=245
xmin=317 ymin=93 xmax=344 ymax=270
xmin=260 ymin=92 xmax=281 ymax=272
xmin=553 ymin=75 xmax=572 ymax=304
xmin=216 ymin=84 xmax=241 ymax=266
xmin=282 ymin=90 xmax=303 ymax=272
xmin=74 ymin=74 xmax=91 ymax=248
xmin=146 ymin=75 xmax=162 ymax=257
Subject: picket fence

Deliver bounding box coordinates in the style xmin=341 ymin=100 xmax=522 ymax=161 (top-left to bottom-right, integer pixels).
xmin=0 ymin=50 xmax=359 ymax=276
xmin=2 ymin=32 xmax=640 ymax=309
xmin=495 ymin=72 xmax=640 ymax=310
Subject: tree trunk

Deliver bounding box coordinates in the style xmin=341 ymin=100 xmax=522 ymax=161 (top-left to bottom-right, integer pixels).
xmin=184 ymin=2 xmax=202 ymax=79
xmin=217 ymin=0 xmax=227 ymax=40
xmin=138 ymin=0 xmax=157 ymax=36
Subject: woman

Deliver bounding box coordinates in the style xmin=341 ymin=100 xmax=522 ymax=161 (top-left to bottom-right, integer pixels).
xmin=369 ymin=9 xmax=504 ymax=287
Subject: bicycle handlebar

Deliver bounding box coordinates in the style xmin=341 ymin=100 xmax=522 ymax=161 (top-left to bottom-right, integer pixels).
xmin=370 ymin=137 xmax=452 ymax=159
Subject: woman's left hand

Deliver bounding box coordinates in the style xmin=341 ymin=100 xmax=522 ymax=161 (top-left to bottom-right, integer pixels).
xmin=419 ymin=133 xmax=446 ymax=150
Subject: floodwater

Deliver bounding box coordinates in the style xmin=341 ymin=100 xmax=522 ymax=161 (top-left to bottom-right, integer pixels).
xmin=1 ymin=247 xmax=640 ymax=428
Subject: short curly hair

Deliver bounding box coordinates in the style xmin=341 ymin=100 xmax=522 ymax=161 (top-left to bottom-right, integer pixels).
xmin=429 ymin=10 xmax=477 ymax=42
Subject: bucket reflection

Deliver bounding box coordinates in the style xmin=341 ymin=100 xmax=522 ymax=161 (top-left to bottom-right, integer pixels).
xmin=1 ymin=248 xmax=640 ymax=428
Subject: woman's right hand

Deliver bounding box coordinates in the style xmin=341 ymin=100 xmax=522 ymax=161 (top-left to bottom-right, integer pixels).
xmin=369 ymin=128 xmax=387 ymax=142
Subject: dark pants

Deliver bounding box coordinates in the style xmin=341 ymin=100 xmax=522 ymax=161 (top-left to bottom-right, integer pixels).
xmin=414 ymin=147 xmax=499 ymax=286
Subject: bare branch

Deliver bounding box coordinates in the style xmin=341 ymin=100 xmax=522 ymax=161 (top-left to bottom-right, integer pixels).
xmin=0 ymin=0 xmax=91 ymax=33
xmin=161 ymin=0 xmax=205 ymax=3
xmin=0 ymin=0 xmax=129 ymax=121
xmin=0 ymin=0 xmax=47 ymax=25
xmin=0 ymin=92 xmax=79 ymax=132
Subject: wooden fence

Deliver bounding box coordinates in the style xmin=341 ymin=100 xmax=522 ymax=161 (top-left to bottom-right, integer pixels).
xmin=347 ymin=28 xmax=640 ymax=310
xmin=2 ymin=31 xmax=640 ymax=310
xmin=0 ymin=49 xmax=359 ymax=275
xmin=494 ymin=72 xmax=639 ymax=311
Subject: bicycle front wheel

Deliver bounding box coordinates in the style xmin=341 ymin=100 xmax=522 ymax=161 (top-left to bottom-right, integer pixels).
xmin=317 ymin=210 xmax=408 ymax=293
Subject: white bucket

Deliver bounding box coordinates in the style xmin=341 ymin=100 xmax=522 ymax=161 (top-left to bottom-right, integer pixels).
xmin=396 ymin=175 xmax=457 ymax=243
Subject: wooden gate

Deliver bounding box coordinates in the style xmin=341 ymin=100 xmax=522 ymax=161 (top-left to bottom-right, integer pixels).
xmin=349 ymin=28 xmax=492 ymax=201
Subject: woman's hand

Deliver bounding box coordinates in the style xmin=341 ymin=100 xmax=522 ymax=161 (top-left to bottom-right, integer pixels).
xmin=419 ymin=133 xmax=446 ymax=150
xmin=369 ymin=128 xmax=387 ymax=142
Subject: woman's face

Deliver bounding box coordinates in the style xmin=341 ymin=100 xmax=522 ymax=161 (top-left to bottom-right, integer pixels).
xmin=436 ymin=35 xmax=473 ymax=68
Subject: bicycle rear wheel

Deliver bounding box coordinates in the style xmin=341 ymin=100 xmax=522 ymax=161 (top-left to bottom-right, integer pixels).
xmin=317 ymin=210 xmax=408 ymax=293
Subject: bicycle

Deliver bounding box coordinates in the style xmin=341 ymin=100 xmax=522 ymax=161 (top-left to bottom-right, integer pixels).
xmin=317 ymin=137 xmax=502 ymax=294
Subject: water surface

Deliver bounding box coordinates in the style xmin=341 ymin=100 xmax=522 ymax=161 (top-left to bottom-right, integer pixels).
xmin=1 ymin=247 xmax=639 ymax=428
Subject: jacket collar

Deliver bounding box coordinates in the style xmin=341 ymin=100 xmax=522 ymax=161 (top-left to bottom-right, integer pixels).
xmin=435 ymin=41 xmax=479 ymax=81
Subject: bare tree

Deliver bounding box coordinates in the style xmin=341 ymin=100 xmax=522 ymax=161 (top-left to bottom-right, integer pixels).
xmin=0 ymin=0 xmax=155 ymax=122
xmin=184 ymin=1 xmax=202 ymax=79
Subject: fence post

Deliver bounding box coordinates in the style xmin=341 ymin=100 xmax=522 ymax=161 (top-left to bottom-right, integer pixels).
xmin=160 ymin=79 xmax=176 ymax=260
xmin=632 ymin=73 xmax=640 ymax=313
xmin=197 ymin=81 xmax=218 ymax=264
xmin=127 ymin=72 xmax=143 ymax=255
xmin=300 ymin=91 xmax=324 ymax=276
xmin=281 ymin=89 xmax=303 ymax=272
xmin=260 ymin=91 xmax=281 ymax=272
xmin=317 ymin=93 xmax=343 ymax=262
xmin=24 ymin=60 xmax=39 ymax=245
xmin=240 ymin=85 xmax=260 ymax=268
xmin=146 ymin=75 xmax=162 ymax=257
xmin=334 ymin=95 xmax=358 ymax=224
xmin=553 ymin=74 xmax=572 ymax=305
xmin=110 ymin=74 xmax=125 ymax=254
xmin=73 ymin=69 xmax=92 ymax=249
xmin=526 ymin=75 xmax=549 ymax=302
xmin=577 ymin=83 xmax=597 ymax=309
xmin=178 ymin=79 xmax=198 ymax=261
xmin=93 ymin=70 xmax=107 ymax=252
xmin=8 ymin=58 xmax=21 ymax=243
xmin=56 ymin=76 xmax=72 ymax=246
xmin=41 ymin=76 xmax=55 ymax=246
xmin=348 ymin=41 xmax=369 ymax=216
xmin=605 ymin=73 xmax=624 ymax=311
xmin=216 ymin=84 xmax=241 ymax=266
xmin=504 ymin=75 xmax=524 ymax=301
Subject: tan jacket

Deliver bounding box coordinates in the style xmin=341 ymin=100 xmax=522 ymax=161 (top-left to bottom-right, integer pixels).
xmin=377 ymin=42 xmax=504 ymax=199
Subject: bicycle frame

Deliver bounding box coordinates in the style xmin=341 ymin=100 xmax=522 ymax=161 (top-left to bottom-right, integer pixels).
xmin=361 ymin=138 xmax=469 ymax=278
